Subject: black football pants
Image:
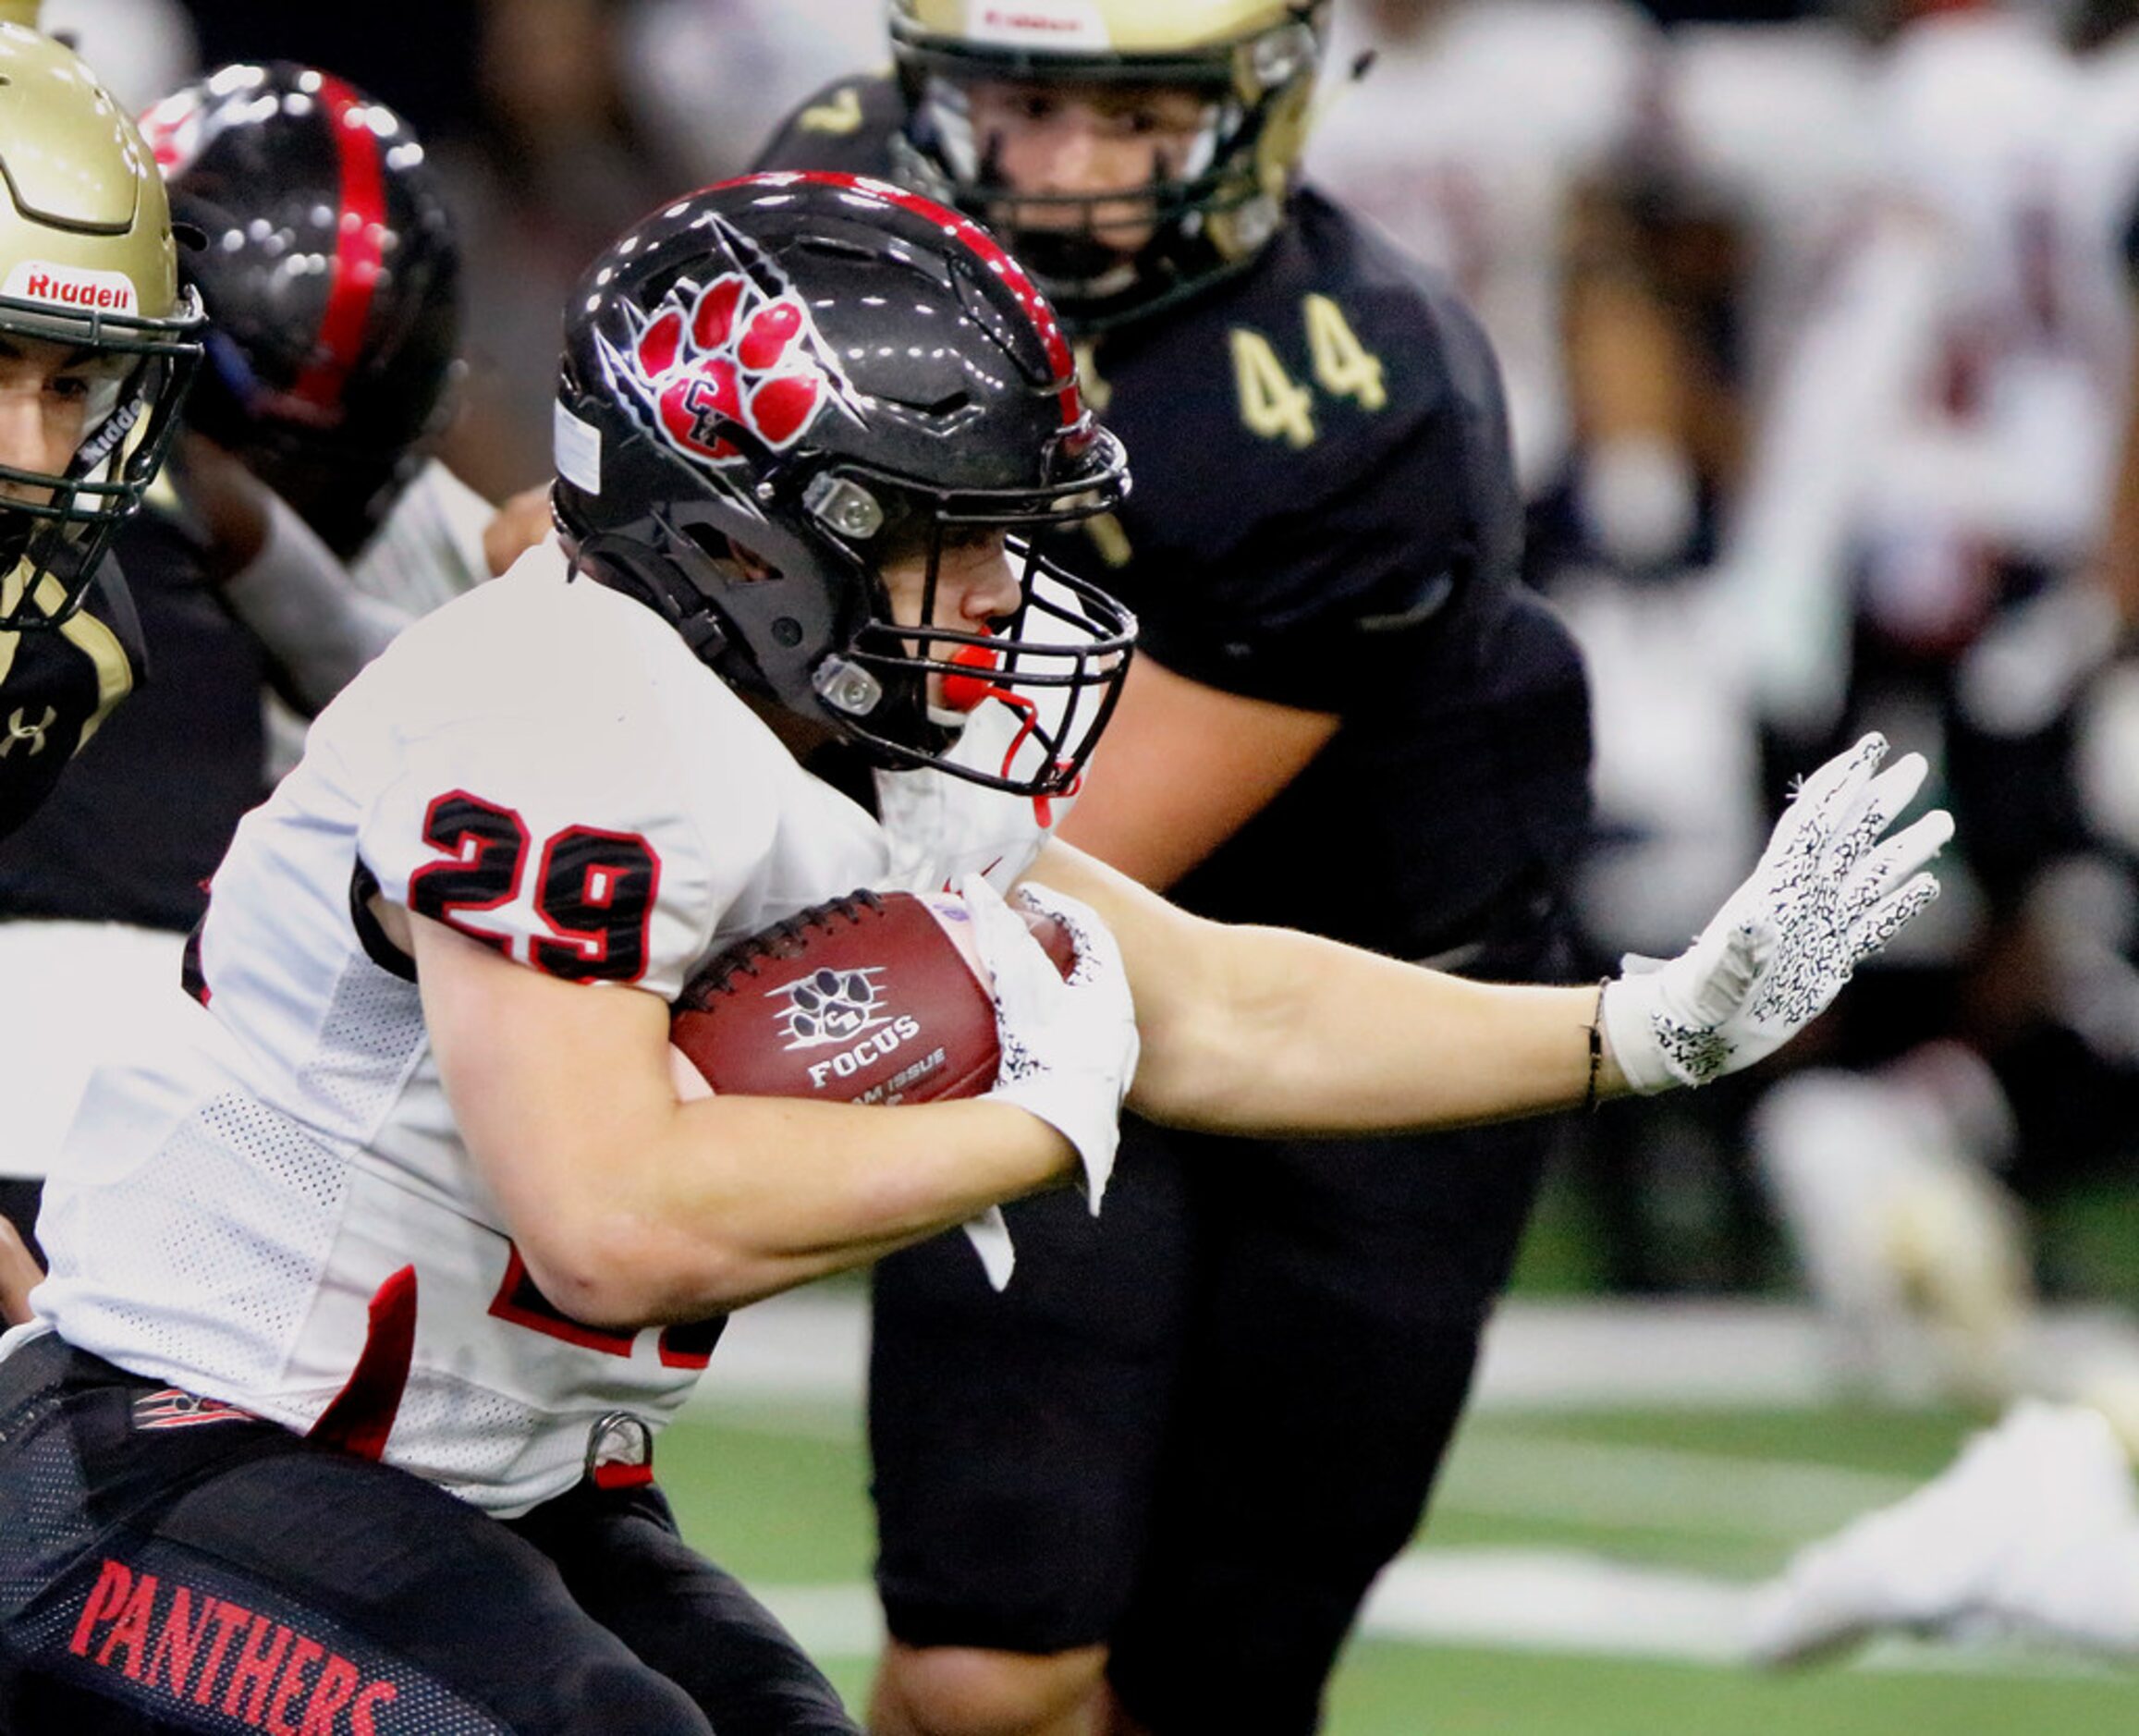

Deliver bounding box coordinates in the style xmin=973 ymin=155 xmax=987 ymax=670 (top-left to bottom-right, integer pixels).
xmin=0 ymin=1331 xmax=857 ymax=1735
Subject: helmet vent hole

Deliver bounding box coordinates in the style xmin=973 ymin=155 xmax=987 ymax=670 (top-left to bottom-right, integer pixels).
xmin=678 ymin=520 xmax=733 ymax=564
xmin=795 ymin=237 xmax=879 ymax=263
xmin=883 ymin=390 xmax=971 ymax=418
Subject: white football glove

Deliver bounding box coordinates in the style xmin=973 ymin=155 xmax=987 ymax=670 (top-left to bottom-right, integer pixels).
xmin=1601 ymin=733 xmax=1953 ymax=1093
xmin=963 ymin=872 xmax=1140 ymax=1215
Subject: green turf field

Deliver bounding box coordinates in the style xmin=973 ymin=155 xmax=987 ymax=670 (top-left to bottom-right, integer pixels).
xmin=659 ymin=1390 xmax=2139 ymax=1733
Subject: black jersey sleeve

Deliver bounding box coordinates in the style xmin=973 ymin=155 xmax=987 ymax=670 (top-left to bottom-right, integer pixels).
xmin=751 ymin=75 xmax=905 ymax=179
xmin=0 ymin=512 xmax=278 ymax=925
xmin=1074 ymin=191 xmax=1527 ymax=717
xmin=0 ymin=559 xmax=144 ymax=841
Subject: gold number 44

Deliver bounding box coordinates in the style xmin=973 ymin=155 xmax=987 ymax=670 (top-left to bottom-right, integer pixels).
xmin=1229 ymin=295 xmax=1387 ymax=448
xmin=1304 ymin=293 xmax=1387 ymax=411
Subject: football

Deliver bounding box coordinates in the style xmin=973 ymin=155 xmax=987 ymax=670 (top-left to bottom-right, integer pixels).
xmin=669 ymin=887 xmax=1075 ymax=1106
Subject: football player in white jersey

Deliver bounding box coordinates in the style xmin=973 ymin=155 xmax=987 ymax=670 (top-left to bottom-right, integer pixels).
xmin=1704 ymin=0 xmax=2131 ymax=743
xmin=0 ymin=173 xmax=1949 ymax=1733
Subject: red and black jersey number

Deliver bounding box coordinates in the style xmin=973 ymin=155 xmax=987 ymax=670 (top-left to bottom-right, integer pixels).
xmin=407 ymin=792 xmax=528 ymax=951
xmin=533 ymin=825 xmax=661 ymax=982
xmin=407 ymin=792 xmax=661 ymax=984
xmin=489 ymin=1244 xmax=727 ymax=1368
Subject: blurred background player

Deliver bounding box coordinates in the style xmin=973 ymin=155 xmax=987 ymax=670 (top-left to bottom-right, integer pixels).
xmin=1664 ymin=0 xmax=2139 ymax=1407
xmin=39 ymin=0 xmax=198 ymax=111
xmin=0 ymin=61 xmax=468 ymax=1263
xmin=0 ymin=17 xmax=202 ymax=846
xmin=1308 ymin=0 xmax=1696 ymax=579
xmin=1750 ymin=1395 xmax=2139 ymax=1663
xmin=1746 ymin=145 xmax=2139 ymax=1670
xmin=754 ymin=4 xmax=1596 ymax=1731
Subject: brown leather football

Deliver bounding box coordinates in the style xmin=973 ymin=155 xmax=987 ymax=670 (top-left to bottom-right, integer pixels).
xmin=670 ymin=888 xmax=1074 ymax=1106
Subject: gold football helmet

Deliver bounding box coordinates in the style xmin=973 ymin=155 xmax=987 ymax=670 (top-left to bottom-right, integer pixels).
xmin=888 ymin=0 xmax=1326 ymax=328
xmin=0 ymin=22 xmax=202 ymax=630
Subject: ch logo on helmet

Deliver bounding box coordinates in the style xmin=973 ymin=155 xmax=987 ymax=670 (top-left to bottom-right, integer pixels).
xmin=625 ymin=272 xmax=830 ymax=466
xmin=0 ymin=705 xmax=55 ymax=758
xmin=769 ymin=965 xmax=888 ymax=1050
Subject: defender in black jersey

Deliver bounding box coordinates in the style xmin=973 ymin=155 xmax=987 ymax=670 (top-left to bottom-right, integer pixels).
xmin=0 ymin=28 xmax=203 ymax=844
xmin=755 ymin=6 xmax=1595 ymax=1730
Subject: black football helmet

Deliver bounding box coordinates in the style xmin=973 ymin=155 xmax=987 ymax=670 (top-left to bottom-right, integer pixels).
xmin=138 ymin=62 xmax=460 ymax=559
xmin=0 ymin=25 xmax=203 ymax=632
xmin=553 ymin=172 xmax=1135 ymax=800
xmin=888 ymin=0 xmax=1327 ymax=331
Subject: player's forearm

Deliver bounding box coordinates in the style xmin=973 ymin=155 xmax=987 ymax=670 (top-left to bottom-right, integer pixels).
xmin=562 ymin=1092 xmax=1075 ymax=1322
xmin=1025 ymin=842 xmax=1625 ymax=1135
xmin=1130 ymin=924 xmax=1623 ymax=1136
xmin=222 ymin=491 xmax=410 ymax=710
xmin=0 ymin=1216 xmax=42 ymax=1326
xmin=420 ymin=909 xmax=1076 ymax=1325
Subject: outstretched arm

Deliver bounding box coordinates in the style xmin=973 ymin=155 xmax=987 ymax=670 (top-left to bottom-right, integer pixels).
xmin=1029 ymin=732 xmax=1950 ymax=1135
xmin=412 ymin=734 xmax=1945 ymax=1330
xmin=1028 ymin=843 xmax=1611 ymax=1134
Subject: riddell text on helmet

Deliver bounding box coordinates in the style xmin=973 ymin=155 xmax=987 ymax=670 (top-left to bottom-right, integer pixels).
xmin=5 ymin=263 xmax=138 ymax=313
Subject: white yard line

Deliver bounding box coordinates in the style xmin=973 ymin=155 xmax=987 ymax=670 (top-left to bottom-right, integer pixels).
xmin=748 ymin=1555 xmax=2108 ymax=1680
xmin=1361 ymin=1548 xmax=1760 ymax=1663
xmin=1359 ymin=1551 xmax=2111 ymax=1678
xmin=699 ymin=1288 xmax=2139 ymax=1412
xmin=691 ymin=1292 xmax=2131 ymax=1678
xmin=695 ymin=1290 xmax=1851 ymax=1408
xmin=1436 ymin=1435 xmax=1917 ymax=1537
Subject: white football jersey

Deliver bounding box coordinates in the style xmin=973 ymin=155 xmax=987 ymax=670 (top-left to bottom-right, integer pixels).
xmin=1308 ymin=0 xmax=1657 ymax=494
xmin=349 ymin=458 xmax=495 ymax=618
xmin=1858 ymin=10 xmax=2130 ymax=568
xmin=1661 ymin=18 xmax=1877 ymax=386
xmin=35 ymin=538 xmax=1061 ymax=1516
xmin=264 ymin=460 xmax=499 ymax=785
xmin=1705 ymin=8 xmax=2134 ymax=727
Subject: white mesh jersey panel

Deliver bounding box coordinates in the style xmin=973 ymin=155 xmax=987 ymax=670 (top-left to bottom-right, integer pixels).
xmin=300 ymin=953 xmax=434 ymax=1134
xmin=43 ymin=1092 xmax=349 ymax=1393
xmin=37 ymin=542 xmax=1054 ymax=1515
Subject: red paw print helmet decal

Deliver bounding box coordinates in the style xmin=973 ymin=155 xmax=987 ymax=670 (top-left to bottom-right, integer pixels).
xmin=604 ymin=254 xmax=845 ymax=472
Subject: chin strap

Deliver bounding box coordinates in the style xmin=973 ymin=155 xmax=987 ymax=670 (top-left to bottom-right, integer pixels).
xmin=943 ymin=641 xmax=1080 ymax=827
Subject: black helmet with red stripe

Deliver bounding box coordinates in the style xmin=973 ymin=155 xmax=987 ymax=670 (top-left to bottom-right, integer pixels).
xmin=138 ymin=63 xmax=459 ymax=558
xmin=553 ymin=172 xmax=1135 ymax=799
